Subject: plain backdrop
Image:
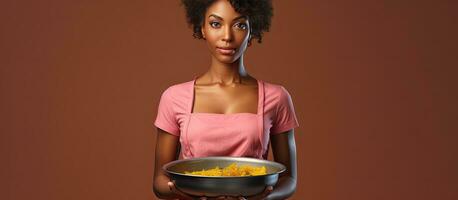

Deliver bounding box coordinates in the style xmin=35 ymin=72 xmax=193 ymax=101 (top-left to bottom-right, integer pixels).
xmin=1 ymin=0 xmax=457 ymax=200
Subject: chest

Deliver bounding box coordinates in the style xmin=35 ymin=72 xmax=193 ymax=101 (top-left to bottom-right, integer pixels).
xmin=192 ymin=85 xmax=258 ymax=114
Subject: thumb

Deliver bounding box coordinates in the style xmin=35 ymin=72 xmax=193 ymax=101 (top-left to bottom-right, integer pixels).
xmin=167 ymin=181 xmax=183 ymax=196
xmin=167 ymin=181 xmax=173 ymax=189
xmin=264 ymin=185 xmax=274 ymax=195
xmin=267 ymin=186 xmax=273 ymax=192
xmin=168 ymin=180 xmax=197 ymax=200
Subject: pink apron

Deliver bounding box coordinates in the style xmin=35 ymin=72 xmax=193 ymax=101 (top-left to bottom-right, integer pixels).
xmin=180 ymin=78 xmax=266 ymax=159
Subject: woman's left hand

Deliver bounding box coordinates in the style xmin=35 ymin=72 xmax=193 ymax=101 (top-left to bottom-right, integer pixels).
xmin=199 ymin=185 xmax=273 ymax=200
xmin=245 ymin=185 xmax=274 ymax=200
xmin=216 ymin=185 xmax=273 ymax=200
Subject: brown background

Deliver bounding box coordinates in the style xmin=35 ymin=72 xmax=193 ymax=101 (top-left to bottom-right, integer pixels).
xmin=1 ymin=0 xmax=457 ymax=199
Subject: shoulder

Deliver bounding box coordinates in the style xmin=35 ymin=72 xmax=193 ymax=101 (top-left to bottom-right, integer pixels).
xmin=262 ymin=80 xmax=292 ymax=100
xmin=261 ymin=80 xmax=296 ymax=114
xmin=158 ymin=79 xmax=194 ymax=112
xmin=160 ymin=79 xmax=194 ymax=98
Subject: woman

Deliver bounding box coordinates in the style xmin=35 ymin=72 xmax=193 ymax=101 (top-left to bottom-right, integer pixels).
xmin=153 ymin=0 xmax=298 ymax=199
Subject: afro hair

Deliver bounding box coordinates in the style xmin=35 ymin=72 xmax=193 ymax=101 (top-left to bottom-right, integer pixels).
xmin=180 ymin=0 xmax=273 ymax=43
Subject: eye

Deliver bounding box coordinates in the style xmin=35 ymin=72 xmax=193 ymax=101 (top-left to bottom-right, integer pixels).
xmin=209 ymin=21 xmax=221 ymax=28
xmin=235 ymin=22 xmax=248 ymax=30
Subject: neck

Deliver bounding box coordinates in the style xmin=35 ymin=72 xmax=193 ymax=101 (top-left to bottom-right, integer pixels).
xmin=206 ymin=55 xmax=248 ymax=85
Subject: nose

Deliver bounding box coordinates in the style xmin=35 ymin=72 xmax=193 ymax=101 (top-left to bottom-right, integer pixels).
xmin=222 ymin=25 xmax=233 ymax=42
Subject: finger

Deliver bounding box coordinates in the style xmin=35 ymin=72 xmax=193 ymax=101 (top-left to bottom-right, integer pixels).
xmin=200 ymin=197 xmax=208 ymax=200
xmin=167 ymin=181 xmax=173 ymax=189
xmin=266 ymin=185 xmax=273 ymax=193
xmin=167 ymin=181 xmax=179 ymax=194
xmin=259 ymin=185 xmax=274 ymax=198
xmin=238 ymin=196 xmax=247 ymax=200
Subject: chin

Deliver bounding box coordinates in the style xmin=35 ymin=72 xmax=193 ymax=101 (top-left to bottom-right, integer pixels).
xmin=216 ymin=55 xmax=241 ymax=64
xmin=218 ymin=58 xmax=236 ymax=64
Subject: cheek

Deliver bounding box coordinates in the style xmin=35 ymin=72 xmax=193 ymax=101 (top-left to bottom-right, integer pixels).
xmin=237 ymin=33 xmax=250 ymax=48
xmin=204 ymin=31 xmax=220 ymax=45
xmin=236 ymin=31 xmax=250 ymax=44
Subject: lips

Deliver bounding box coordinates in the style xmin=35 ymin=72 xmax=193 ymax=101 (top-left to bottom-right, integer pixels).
xmin=216 ymin=47 xmax=236 ymax=55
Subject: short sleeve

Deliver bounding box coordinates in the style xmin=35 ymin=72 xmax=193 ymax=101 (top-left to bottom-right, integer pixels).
xmin=154 ymin=88 xmax=180 ymax=136
xmin=270 ymin=86 xmax=299 ymax=134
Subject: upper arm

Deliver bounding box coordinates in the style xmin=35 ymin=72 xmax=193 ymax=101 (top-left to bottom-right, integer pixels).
xmin=270 ymin=86 xmax=299 ymax=134
xmin=153 ymin=128 xmax=180 ymax=181
xmin=271 ymin=129 xmax=297 ymax=180
xmin=152 ymin=128 xmax=182 ymax=198
xmin=154 ymin=87 xmax=180 ymax=136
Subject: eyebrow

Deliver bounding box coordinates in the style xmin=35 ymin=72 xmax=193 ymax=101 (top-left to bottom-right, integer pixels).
xmin=208 ymin=14 xmax=247 ymax=21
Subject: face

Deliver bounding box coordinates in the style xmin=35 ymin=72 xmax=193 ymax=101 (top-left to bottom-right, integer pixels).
xmin=201 ymin=0 xmax=251 ymax=64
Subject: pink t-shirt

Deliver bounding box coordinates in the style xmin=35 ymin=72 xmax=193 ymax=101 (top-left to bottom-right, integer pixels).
xmin=154 ymin=78 xmax=299 ymax=159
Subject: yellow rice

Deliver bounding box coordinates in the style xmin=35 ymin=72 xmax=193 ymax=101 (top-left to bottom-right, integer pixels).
xmin=184 ymin=163 xmax=267 ymax=176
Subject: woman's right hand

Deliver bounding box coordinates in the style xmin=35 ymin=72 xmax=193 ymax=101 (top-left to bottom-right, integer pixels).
xmin=168 ymin=180 xmax=211 ymax=200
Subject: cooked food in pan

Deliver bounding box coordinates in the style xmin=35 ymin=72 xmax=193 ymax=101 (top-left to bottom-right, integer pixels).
xmin=184 ymin=163 xmax=267 ymax=176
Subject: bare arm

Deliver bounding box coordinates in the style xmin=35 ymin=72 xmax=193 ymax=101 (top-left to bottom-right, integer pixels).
xmin=266 ymin=129 xmax=297 ymax=200
xmin=152 ymin=128 xmax=182 ymax=199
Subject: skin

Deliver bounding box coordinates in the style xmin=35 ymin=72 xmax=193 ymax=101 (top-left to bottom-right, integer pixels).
xmin=153 ymin=0 xmax=297 ymax=199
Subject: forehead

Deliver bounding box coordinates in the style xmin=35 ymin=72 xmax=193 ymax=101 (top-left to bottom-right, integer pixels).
xmin=205 ymin=0 xmax=244 ymax=20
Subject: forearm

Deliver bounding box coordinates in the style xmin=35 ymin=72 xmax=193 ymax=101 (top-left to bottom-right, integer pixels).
xmin=265 ymin=176 xmax=296 ymax=200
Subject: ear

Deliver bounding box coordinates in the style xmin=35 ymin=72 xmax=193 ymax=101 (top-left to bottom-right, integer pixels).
xmin=247 ymin=35 xmax=252 ymax=47
xmin=201 ymin=26 xmax=206 ymax=40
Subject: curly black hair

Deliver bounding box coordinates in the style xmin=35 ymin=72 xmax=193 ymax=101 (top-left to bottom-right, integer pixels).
xmin=180 ymin=0 xmax=273 ymax=43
